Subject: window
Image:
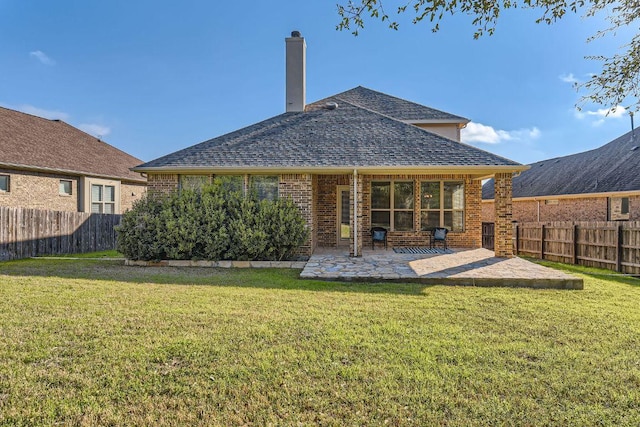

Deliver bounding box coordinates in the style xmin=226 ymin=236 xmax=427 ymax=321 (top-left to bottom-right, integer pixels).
xmin=421 ymin=181 xmax=464 ymax=232
xmin=179 ymin=175 xmax=210 ymax=192
xmin=91 ymin=184 xmax=115 ymax=214
xmin=59 ymin=180 xmax=73 ymax=196
xmin=0 ymin=175 xmax=9 ymax=192
xmin=609 ymin=197 xmax=630 ymax=220
xmin=622 ymin=197 xmax=630 ymax=215
xmin=250 ymin=175 xmax=279 ymax=201
xmin=213 ymin=175 xmax=244 ymax=194
xmin=371 ymin=181 xmax=414 ymax=231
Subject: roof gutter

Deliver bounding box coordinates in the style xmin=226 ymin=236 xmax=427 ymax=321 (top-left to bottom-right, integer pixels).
xmin=0 ymin=161 xmax=147 ymax=184
xmin=133 ymin=165 xmax=529 ymax=176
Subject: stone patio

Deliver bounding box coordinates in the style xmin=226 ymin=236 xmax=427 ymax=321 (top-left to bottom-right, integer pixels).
xmin=300 ymin=247 xmax=583 ymax=289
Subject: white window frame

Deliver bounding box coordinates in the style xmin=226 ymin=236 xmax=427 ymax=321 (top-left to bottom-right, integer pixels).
xmin=82 ymin=177 xmax=120 ymax=214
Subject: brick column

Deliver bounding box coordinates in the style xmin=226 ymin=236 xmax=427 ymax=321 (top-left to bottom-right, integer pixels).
xmin=349 ymin=172 xmax=364 ymax=257
xmin=280 ymin=174 xmax=315 ymax=258
xmin=494 ymin=173 xmax=514 ymax=258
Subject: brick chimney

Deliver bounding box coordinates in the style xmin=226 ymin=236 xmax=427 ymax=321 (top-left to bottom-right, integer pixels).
xmin=285 ymin=31 xmax=306 ymax=112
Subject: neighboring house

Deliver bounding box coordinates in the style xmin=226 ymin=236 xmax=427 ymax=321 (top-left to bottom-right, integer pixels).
xmin=482 ymin=129 xmax=640 ymax=223
xmin=0 ymin=106 xmax=146 ymax=214
xmin=134 ymin=32 xmax=527 ymax=258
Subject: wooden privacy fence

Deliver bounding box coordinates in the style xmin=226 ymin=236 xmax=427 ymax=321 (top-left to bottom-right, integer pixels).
xmin=514 ymin=221 xmax=640 ymax=274
xmin=0 ymin=206 xmax=122 ymax=260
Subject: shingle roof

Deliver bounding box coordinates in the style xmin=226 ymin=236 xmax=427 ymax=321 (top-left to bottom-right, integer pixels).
xmin=0 ymin=106 xmax=145 ymax=183
xmin=309 ymin=86 xmax=469 ymax=122
xmin=137 ymin=93 xmax=519 ymax=171
xmin=482 ymin=130 xmax=640 ymax=199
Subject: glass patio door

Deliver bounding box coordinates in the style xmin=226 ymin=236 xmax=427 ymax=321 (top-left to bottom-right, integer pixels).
xmin=337 ymin=186 xmax=351 ymax=246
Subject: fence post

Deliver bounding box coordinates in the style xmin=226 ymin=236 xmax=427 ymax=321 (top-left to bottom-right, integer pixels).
xmin=617 ymin=223 xmax=623 ymax=273
xmin=540 ymin=224 xmax=545 ymax=260
xmin=573 ymin=223 xmax=579 ymax=265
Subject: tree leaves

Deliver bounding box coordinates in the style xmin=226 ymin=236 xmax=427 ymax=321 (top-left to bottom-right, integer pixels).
xmin=336 ymin=0 xmax=639 ymax=111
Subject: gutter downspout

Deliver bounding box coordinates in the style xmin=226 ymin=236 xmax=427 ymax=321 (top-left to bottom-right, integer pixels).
xmin=353 ymin=169 xmax=358 ymax=257
xmin=537 ymin=199 xmax=540 ymax=222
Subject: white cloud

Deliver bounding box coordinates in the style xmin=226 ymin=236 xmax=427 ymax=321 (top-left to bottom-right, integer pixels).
xmin=15 ymin=104 xmax=69 ymax=121
xmin=79 ymin=123 xmax=111 ymax=137
xmin=29 ymin=50 xmax=55 ymax=66
xmin=559 ymin=73 xmax=579 ymax=84
xmin=575 ymin=105 xmax=627 ymax=126
xmin=461 ymin=122 xmax=540 ymax=145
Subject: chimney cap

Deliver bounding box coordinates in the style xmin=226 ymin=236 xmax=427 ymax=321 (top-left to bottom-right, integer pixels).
xmin=291 ymin=30 xmax=301 ymax=37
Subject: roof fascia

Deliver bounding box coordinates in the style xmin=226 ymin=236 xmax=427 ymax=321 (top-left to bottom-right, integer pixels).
xmin=0 ymin=161 xmax=147 ymax=184
xmin=482 ymin=189 xmax=640 ymax=202
xmin=134 ymin=165 xmax=529 ymax=176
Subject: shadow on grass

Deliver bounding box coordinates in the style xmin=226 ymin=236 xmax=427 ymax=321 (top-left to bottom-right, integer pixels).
xmin=0 ymin=258 xmax=437 ymax=296
xmin=526 ymin=257 xmax=640 ymax=287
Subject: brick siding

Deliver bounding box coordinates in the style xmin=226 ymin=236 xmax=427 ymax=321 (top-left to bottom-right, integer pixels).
xmin=482 ymin=195 xmax=640 ymax=223
xmin=0 ymin=168 xmax=145 ymax=213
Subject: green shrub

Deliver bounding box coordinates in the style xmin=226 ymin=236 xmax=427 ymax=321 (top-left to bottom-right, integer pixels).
xmin=115 ymin=194 xmax=167 ymax=261
xmin=116 ymin=185 xmax=309 ymax=261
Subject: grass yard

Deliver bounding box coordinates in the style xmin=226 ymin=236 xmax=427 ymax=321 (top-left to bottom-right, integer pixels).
xmin=0 ymin=258 xmax=639 ymax=426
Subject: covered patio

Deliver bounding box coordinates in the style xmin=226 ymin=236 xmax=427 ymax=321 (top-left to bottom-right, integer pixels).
xmin=300 ymin=247 xmax=583 ymax=289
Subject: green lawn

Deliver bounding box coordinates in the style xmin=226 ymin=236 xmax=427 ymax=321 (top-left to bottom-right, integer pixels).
xmin=0 ymin=258 xmax=639 ymax=426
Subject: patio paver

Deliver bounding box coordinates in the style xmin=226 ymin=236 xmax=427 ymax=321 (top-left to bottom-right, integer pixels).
xmin=300 ymin=248 xmax=583 ymax=289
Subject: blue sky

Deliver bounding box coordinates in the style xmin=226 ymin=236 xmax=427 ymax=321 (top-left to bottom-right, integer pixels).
xmin=0 ymin=0 xmax=633 ymax=164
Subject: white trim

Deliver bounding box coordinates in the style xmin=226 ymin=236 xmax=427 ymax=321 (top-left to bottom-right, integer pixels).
xmin=482 ymin=189 xmax=640 ymax=203
xmin=353 ymin=169 xmax=358 ymax=257
xmin=136 ymin=165 xmax=529 ymax=176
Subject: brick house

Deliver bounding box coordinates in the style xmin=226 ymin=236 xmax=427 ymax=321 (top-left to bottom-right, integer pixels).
xmin=482 ymin=129 xmax=640 ymax=223
xmin=0 ymin=106 xmax=146 ymax=214
xmin=134 ymin=32 xmax=526 ymax=258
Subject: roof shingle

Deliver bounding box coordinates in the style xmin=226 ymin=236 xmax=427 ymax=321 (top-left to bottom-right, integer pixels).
xmin=482 ymin=130 xmax=640 ymax=199
xmin=0 ymin=106 xmax=145 ymax=183
xmin=137 ymin=97 xmax=519 ymax=170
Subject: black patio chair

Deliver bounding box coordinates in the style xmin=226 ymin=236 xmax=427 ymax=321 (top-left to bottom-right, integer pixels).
xmin=430 ymin=227 xmax=449 ymax=250
xmin=371 ymin=227 xmax=388 ymax=250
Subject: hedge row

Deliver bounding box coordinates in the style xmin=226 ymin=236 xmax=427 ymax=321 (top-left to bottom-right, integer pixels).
xmin=116 ymin=185 xmax=308 ymax=261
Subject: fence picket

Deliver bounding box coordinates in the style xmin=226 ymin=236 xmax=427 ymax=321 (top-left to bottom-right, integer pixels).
xmin=0 ymin=206 xmax=121 ymax=260
xmin=514 ymin=221 xmax=640 ymax=274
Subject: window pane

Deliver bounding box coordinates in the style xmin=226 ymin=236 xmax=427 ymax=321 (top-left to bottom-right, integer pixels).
xmin=421 ymin=211 xmax=440 ymax=230
xmin=445 ymin=211 xmax=464 ymax=232
xmin=444 ymin=182 xmax=464 ymax=209
xmin=394 ymin=182 xmax=414 ymax=209
xmin=105 ymin=185 xmax=115 ymax=202
xmin=622 ymin=197 xmax=630 ymax=215
xmin=91 ymin=184 xmax=102 ymax=202
xmin=104 ymin=203 xmax=115 ymax=214
xmin=180 ymin=175 xmax=209 ymax=191
xmin=371 ymin=182 xmax=390 ymax=209
xmin=371 ymin=211 xmax=390 ymax=229
xmin=421 ymin=182 xmax=440 ymax=209
xmin=251 ymin=175 xmax=279 ymax=201
xmin=214 ymin=175 xmax=244 ymax=193
xmin=59 ymin=180 xmax=72 ymax=195
xmin=394 ymin=211 xmax=413 ymax=231
xmin=91 ymin=203 xmax=102 ymax=213
xmin=0 ymin=175 xmax=10 ymax=192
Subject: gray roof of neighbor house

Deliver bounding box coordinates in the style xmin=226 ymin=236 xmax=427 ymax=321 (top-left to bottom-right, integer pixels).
xmin=135 ymin=87 xmax=521 ymax=173
xmin=311 ymin=86 xmax=469 ymax=123
xmin=0 ymin=106 xmax=146 ymax=183
xmin=482 ymin=129 xmax=640 ymax=199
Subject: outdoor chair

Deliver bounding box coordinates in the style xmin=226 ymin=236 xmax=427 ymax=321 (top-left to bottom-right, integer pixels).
xmin=371 ymin=227 xmax=388 ymax=250
xmin=430 ymin=227 xmax=449 ymax=250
